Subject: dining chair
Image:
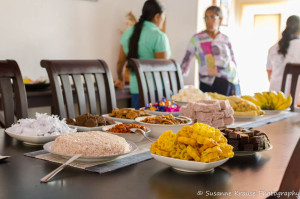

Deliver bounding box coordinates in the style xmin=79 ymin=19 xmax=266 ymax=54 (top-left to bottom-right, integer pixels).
xmin=0 ymin=60 xmax=28 ymax=128
xmin=266 ymin=138 xmax=300 ymax=199
xmin=281 ymin=63 xmax=300 ymax=111
xmin=128 ymin=59 xmax=184 ymax=108
xmin=41 ymin=60 xmax=117 ymax=119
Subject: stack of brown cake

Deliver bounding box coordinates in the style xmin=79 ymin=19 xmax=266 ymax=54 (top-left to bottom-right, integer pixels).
xmin=219 ymin=127 xmax=270 ymax=151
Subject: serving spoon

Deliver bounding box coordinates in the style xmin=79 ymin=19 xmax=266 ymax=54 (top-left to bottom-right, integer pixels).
xmin=40 ymin=153 xmax=82 ymax=183
xmin=130 ymin=128 xmax=156 ymax=142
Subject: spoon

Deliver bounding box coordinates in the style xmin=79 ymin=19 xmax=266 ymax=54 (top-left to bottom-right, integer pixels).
xmin=130 ymin=128 xmax=155 ymax=142
xmin=40 ymin=154 xmax=82 ymax=183
xmin=176 ymin=116 xmax=192 ymax=123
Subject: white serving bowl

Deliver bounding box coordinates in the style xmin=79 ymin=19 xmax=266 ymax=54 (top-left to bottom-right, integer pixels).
xmin=144 ymin=109 xmax=180 ymax=117
xmin=102 ymin=124 xmax=151 ymax=143
xmin=152 ymin=154 xmax=229 ymax=173
xmin=5 ymin=130 xmax=60 ymax=145
xmin=173 ymin=100 xmax=188 ymax=107
xmin=135 ymin=116 xmax=192 ymax=138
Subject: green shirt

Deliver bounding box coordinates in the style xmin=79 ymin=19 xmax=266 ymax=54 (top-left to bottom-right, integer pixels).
xmin=121 ymin=21 xmax=171 ymax=94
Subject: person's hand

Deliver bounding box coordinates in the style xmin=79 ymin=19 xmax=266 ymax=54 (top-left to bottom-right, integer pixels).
xmin=114 ymin=79 xmax=124 ymax=90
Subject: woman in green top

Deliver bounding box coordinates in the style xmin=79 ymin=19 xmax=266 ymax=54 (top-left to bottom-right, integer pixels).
xmin=114 ymin=0 xmax=171 ymax=109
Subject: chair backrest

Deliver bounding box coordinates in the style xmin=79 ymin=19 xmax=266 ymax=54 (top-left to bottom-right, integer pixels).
xmin=0 ymin=60 xmax=28 ymax=128
xmin=281 ymin=63 xmax=300 ymax=111
xmin=41 ymin=60 xmax=117 ymax=119
xmin=278 ymin=138 xmax=300 ymax=194
xmin=128 ymin=59 xmax=184 ymax=107
xmin=267 ymin=138 xmax=300 ymax=199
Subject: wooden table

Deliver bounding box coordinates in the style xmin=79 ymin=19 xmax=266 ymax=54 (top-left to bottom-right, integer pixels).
xmin=0 ymin=116 xmax=299 ymax=199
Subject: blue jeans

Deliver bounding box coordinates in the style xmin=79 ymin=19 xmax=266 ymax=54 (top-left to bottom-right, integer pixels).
xmin=131 ymin=94 xmax=140 ymax=110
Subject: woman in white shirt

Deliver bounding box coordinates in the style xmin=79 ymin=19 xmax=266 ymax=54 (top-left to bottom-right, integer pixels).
xmin=267 ymin=15 xmax=300 ymax=93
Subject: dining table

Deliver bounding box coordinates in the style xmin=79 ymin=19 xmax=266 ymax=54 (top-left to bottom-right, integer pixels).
xmin=0 ymin=113 xmax=300 ymax=199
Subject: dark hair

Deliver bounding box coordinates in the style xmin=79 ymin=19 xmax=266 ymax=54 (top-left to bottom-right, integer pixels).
xmin=205 ymin=6 xmax=223 ymax=18
xmin=278 ymin=15 xmax=300 ymax=57
xmin=127 ymin=0 xmax=164 ymax=59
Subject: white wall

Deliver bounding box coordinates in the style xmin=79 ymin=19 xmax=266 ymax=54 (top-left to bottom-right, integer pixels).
xmin=0 ymin=0 xmax=199 ymax=85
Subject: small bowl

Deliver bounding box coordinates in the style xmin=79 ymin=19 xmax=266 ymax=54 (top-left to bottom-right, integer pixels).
xmin=135 ymin=116 xmax=192 ymax=138
xmin=102 ymin=124 xmax=151 ymax=142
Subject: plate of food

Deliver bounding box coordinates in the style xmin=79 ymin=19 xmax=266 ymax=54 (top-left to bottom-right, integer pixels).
xmin=144 ymin=110 xmax=180 ymax=117
xmin=263 ymin=108 xmax=290 ymax=115
xmin=173 ymin=101 xmax=188 ymax=107
xmin=5 ymin=113 xmax=75 ymax=145
xmin=143 ymin=97 xmax=181 ymax=116
xmin=5 ymin=130 xmax=59 ymax=145
xmin=152 ymin=154 xmax=229 ymax=173
xmin=43 ymin=131 xmax=138 ymax=162
xmin=234 ymin=144 xmax=273 ymax=156
xmin=102 ymin=123 xmax=151 ymax=142
xmin=234 ymin=115 xmax=263 ymax=121
xmin=135 ymin=115 xmax=192 ymax=138
xmin=66 ymin=113 xmax=120 ymax=132
xmin=219 ymin=127 xmax=272 ymax=156
xmin=103 ymin=108 xmax=152 ymax=124
xmin=25 ymin=83 xmax=50 ymax=91
xmin=150 ymin=123 xmax=235 ymax=172
xmin=23 ymin=78 xmax=50 ymax=91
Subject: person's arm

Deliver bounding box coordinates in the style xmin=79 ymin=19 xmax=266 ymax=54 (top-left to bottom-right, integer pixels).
xmin=181 ymin=37 xmax=196 ymax=76
xmin=228 ymin=39 xmax=237 ymax=66
xmin=266 ymin=47 xmax=274 ymax=82
xmin=267 ymin=70 xmax=272 ymax=81
xmin=114 ymin=46 xmax=127 ymax=90
xmin=154 ymin=51 xmax=168 ymax=59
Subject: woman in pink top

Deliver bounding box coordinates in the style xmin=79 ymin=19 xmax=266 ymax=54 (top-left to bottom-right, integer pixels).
xmin=181 ymin=6 xmax=240 ymax=96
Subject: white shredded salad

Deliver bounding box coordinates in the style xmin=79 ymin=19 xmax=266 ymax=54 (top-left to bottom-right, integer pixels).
xmin=172 ymin=87 xmax=211 ymax=102
xmin=6 ymin=113 xmax=76 ymax=136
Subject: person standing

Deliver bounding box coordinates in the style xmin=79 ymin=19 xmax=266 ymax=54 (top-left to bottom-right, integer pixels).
xmin=114 ymin=0 xmax=171 ymax=109
xmin=267 ymin=15 xmax=300 ymax=92
xmin=181 ymin=6 xmax=240 ymax=96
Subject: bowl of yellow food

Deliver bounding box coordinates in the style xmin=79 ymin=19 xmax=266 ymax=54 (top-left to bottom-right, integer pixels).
xmin=135 ymin=115 xmax=192 ymax=138
xmin=150 ymin=123 xmax=234 ymax=172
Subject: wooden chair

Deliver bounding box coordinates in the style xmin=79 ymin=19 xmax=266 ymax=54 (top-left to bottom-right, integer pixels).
xmin=41 ymin=60 xmax=116 ymax=119
xmin=281 ymin=63 xmax=300 ymax=111
xmin=266 ymin=138 xmax=300 ymax=199
xmin=128 ymin=59 xmax=184 ymax=107
xmin=0 ymin=60 xmax=28 ymax=128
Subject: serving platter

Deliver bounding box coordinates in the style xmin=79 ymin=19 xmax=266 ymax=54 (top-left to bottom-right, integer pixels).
xmin=102 ymin=114 xmax=140 ymax=124
xmin=234 ymin=115 xmax=264 ymax=121
xmin=144 ymin=109 xmax=180 ymax=117
xmin=234 ymin=144 xmax=273 ymax=156
xmin=102 ymin=124 xmax=151 ymax=142
xmin=263 ymin=108 xmax=290 ymax=115
xmin=43 ymin=141 xmax=138 ymax=162
xmin=68 ymin=121 xmax=121 ymax=132
xmin=25 ymin=83 xmax=50 ymax=91
xmin=135 ymin=116 xmax=192 ymax=138
xmin=5 ymin=130 xmax=60 ymax=145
